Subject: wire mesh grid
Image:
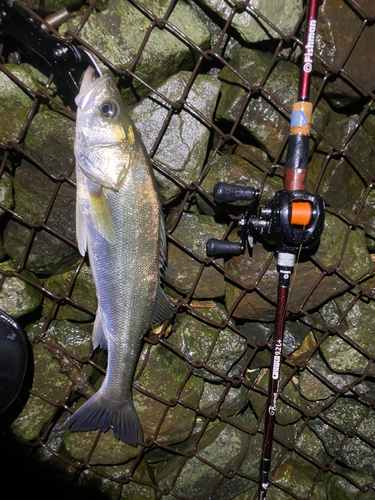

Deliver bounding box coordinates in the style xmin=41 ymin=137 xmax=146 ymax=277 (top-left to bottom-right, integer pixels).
xmin=0 ymin=0 xmax=375 ymax=499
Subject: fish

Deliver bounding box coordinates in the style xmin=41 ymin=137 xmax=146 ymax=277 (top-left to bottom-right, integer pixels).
xmin=0 ymin=309 xmax=28 ymax=414
xmin=67 ymin=66 xmax=174 ymax=446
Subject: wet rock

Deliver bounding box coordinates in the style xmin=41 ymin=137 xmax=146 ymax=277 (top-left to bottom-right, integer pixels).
xmin=169 ymin=302 xmax=247 ymax=382
xmin=130 ymin=72 xmax=221 ymax=204
xmin=217 ymin=47 xmax=330 ymax=160
xmin=156 ymin=410 xmax=275 ymax=500
xmin=59 ymin=0 xmax=210 ymax=104
xmin=134 ymin=342 xmax=203 ymax=445
xmin=186 ymin=0 xmax=240 ymax=60
xmin=319 ymin=288 xmax=375 ymax=376
xmin=26 ymin=318 xmax=105 ymax=384
xmin=165 ymin=212 xmax=226 ymax=299
xmin=309 ymin=398 xmax=375 ymax=476
xmin=0 ymin=236 xmax=6 ymax=261
xmin=0 ymin=64 xmax=45 ymax=144
xmin=273 ymin=454 xmax=326 ymax=500
xmin=225 ymin=211 xmax=374 ymax=321
xmin=36 ymin=416 xmax=156 ymax=499
xmin=241 ymin=319 xmax=311 ymax=357
xmin=4 ymin=110 xmax=78 ymax=274
xmin=298 ymin=353 xmax=335 ymax=401
xmin=315 ymin=0 xmax=375 ymax=109
xmin=11 ymin=341 xmax=72 ymax=441
xmin=43 ymin=263 xmax=97 ymax=322
xmin=197 ymin=148 xmax=283 ymax=217
xmin=249 ymin=368 xmax=306 ymax=425
xmin=0 ymin=172 xmax=13 ymax=217
xmin=198 ymin=379 xmax=249 ymax=417
xmin=199 ymin=0 xmax=302 ymax=44
xmin=64 ymin=419 xmax=141 ymax=465
xmin=295 ymin=424 xmax=330 ymax=465
xmin=326 ymin=470 xmax=375 ymax=500
xmin=0 ymin=260 xmax=42 ymax=318
xmin=20 ymin=0 xmax=84 ymax=14
xmin=45 ymin=319 xmax=92 ymax=359
xmin=299 ymin=350 xmax=367 ymax=402
xmin=76 ymin=459 xmax=157 ymax=499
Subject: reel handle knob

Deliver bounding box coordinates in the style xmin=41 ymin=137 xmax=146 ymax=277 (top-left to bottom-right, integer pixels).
xmin=206 ymin=239 xmax=244 ymax=257
xmin=213 ymin=182 xmax=258 ymax=203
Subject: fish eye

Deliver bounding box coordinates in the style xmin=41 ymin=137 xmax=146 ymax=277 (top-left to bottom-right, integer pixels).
xmin=100 ymin=100 xmax=119 ymax=119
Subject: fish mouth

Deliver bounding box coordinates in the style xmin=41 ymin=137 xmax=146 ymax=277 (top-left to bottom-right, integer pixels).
xmin=75 ymin=66 xmax=110 ymax=111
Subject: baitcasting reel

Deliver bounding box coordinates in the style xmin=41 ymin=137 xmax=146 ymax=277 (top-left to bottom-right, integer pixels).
xmin=206 ymin=182 xmax=325 ymax=257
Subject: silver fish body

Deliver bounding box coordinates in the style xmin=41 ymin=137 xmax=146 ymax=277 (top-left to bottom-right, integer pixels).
xmin=68 ymin=67 xmax=174 ymax=445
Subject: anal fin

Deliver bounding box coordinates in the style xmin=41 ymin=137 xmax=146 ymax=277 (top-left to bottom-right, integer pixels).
xmin=149 ymin=287 xmax=175 ymax=327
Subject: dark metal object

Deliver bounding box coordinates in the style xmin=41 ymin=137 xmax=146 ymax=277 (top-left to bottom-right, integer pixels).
xmin=0 ymin=309 xmax=28 ymax=414
xmin=248 ymin=190 xmax=324 ymax=254
xmin=0 ymin=0 xmax=100 ymax=106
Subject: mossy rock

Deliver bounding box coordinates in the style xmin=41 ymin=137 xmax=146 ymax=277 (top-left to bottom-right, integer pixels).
xmin=43 ymin=263 xmax=97 ymax=322
xmin=130 ymin=72 xmax=221 ymax=203
xmin=165 ymin=212 xmax=226 ymax=299
xmin=0 ymin=260 xmax=42 ymax=318
xmin=273 ymin=455 xmax=326 ymax=500
xmin=0 ymin=64 xmax=45 ymax=144
xmin=319 ymin=288 xmax=375 ymax=376
xmin=0 ymin=172 xmax=14 ymax=217
xmin=169 ymin=302 xmax=247 ymax=382
xmin=198 ymin=0 xmax=302 ymax=44
xmin=250 ymin=368 xmax=306 ymax=425
xmin=3 ymin=110 xmax=78 ymax=274
xmin=309 ymin=398 xmax=375 ymax=477
xmin=59 ymin=0 xmax=211 ymax=104
xmin=11 ymin=342 xmax=72 ymax=441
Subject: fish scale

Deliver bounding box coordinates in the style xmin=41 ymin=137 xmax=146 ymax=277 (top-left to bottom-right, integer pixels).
xmin=67 ymin=67 xmax=174 ymax=445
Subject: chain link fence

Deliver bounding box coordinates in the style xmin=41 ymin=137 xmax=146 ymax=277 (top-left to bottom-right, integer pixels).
xmin=1 ymin=0 xmax=375 ymax=499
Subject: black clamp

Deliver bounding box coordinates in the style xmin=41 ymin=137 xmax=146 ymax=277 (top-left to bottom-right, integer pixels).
xmin=0 ymin=0 xmax=101 ymax=107
xmin=206 ymin=182 xmax=324 ymax=257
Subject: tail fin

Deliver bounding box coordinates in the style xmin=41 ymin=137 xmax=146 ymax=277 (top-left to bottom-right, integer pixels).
xmin=67 ymin=391 xmax=143 ymax=446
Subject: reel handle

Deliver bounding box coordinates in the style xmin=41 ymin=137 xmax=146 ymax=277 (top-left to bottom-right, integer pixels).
xmin=213 ymin=182 xmax=258 ymax=204
xmin=206 ymin=239 xmax=244 ymax=257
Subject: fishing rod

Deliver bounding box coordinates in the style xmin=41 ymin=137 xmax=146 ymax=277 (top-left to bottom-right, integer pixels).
xmin=206 ymin=1 xmax=324 ymax=498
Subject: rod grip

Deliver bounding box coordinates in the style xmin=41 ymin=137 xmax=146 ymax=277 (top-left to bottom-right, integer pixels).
xmin=213 ymin=182 xmax=257 ymax=203
xmin=206 ymin=239 xmax=244 ymax=257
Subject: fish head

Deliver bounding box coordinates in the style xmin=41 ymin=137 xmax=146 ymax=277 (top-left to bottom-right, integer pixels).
xmin=75 ymin=67 xmax=134 ymax=191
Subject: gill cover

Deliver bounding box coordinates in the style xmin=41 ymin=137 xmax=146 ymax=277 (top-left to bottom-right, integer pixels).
xmin=75 ymin=67 xmax=133 ymax=190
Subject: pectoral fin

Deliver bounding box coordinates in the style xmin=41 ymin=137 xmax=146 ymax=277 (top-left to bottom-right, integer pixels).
xmin=76 ymin=166 xmax=88 ymax=256
xmin=76 ymin=199 xmax=88 ymax=256
xmin=88 ymin=185 xmax=116 ymax=245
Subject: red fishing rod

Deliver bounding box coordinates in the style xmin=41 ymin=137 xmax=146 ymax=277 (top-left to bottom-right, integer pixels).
xmin=258 ymin=1 xmax=322 ymax=498
xmin=206 ymin=1 xmax=324 ymax=498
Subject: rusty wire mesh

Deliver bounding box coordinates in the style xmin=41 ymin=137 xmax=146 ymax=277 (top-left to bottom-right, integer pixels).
xmin=1 ymin=0 xmax=375 ymax=499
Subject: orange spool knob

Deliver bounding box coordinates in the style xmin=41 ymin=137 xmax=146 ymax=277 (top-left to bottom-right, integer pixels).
xmin=291 ymin=201 xmax=312 ymax=226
